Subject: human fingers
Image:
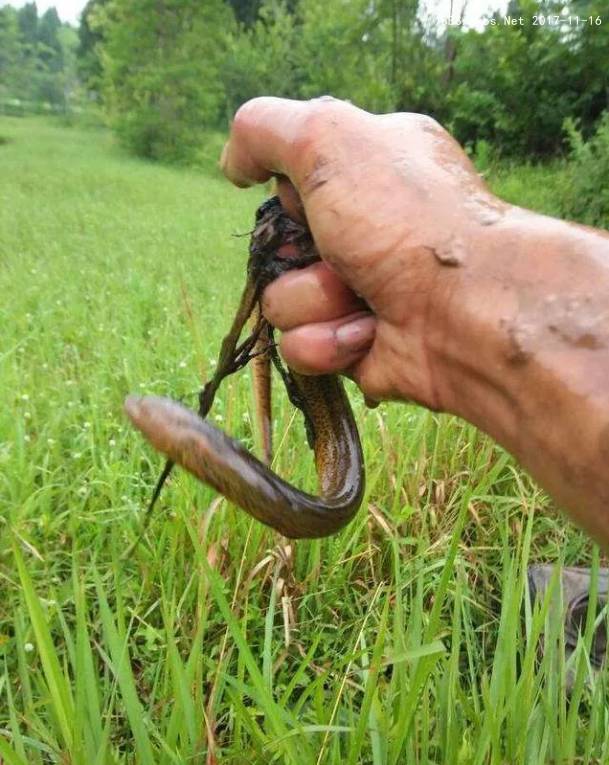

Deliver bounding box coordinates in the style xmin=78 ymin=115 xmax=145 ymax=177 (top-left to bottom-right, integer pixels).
xmin=221 ymin=96 xmax=361 ymax=189
xmin=275 ymin=176 xmax=306 ymax=223
xmin=262 ymin=262 xmax=366 ymax=332
xmin=220 ymin=97 xmax=307 ymax=186
xmin=279 ymin=312 xmax=376 ymax=375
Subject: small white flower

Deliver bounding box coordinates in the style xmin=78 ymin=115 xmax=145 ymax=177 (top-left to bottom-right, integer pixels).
xmin=109 ymin=439 xmax=116 ymax=447
xmin=47 ymin=438 xmax=55 ymax=446
xmin=73 ymin=452 xmax=81 ymax=459
xmin=24 ymin=412 xmax=31 ymax=420
xmin=24 ymin=434 xmax=31 ymax=443
xmin=210 ymin=359 xmax=217 ymax=367
xmin=83 ymin=421 xmax=91 ymax=429
xmin=24 ymin=642 xmax=34 ymax=653
xmin=78 ymin=486 xmax=87 ymax=496
xmin=21 ymin=394 xmax=29 ymax=401
xmin=179 ymin=361 xmax=187 ymax=368
xmin=214 ymin=413 xmax=223 ymax=423
xmin=42 ymin=363 xmax=48 ymax=370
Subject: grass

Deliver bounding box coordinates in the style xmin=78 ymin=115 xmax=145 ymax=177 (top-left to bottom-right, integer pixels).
xmin=0 ymin=116 xmax=607 ymax=764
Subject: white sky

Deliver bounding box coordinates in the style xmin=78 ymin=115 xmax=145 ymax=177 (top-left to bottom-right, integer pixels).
xmin=2 ymin=0 xmax=508 ymax=28
xmin=4 ymin=0 xmax=83 ymax=24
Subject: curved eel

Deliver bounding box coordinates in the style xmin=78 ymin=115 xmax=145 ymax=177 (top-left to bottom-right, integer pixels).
xmin=124 ymin=197 xmax=365 ymax=539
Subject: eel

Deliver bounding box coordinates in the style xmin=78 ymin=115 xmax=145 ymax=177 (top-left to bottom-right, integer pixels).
xmin=124 ymin=197 xmax=365 ymax=539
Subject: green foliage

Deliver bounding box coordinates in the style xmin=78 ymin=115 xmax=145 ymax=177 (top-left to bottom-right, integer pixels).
xmin=221 ymin=1 xmax=300 ymax=120
xmin=63 ymin=0 xmax=609 ymax=163
xmin=4 ymin=0 xmax=609 ymax=162
xmin=0 ymin=7 xmax=21 ymax=89
xmin=295 ymin=0 xmax=394 ymax=112
xmin=227 ymin=0 xmax=265 ymax=25
xmin=488 ymin=158 xmax=570 ymax=219
xmin=98 ymin=0 xmax=234 ymax=162
xmin=561 ymin=113 xmax=609 ymax=228
xmin=222 ymin=0 xmax=430 ymax=122
xmin=0 ymin=3 xmax=78 ymax=114
xmin=77 ymin=0 xmax=108 ymax=93
xmin=446 ymin=1 xmax=590 ymax=155
xmin=567 ymin=0 xmax=609 ymax=128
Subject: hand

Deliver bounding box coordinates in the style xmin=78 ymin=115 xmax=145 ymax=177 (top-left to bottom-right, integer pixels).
xmin=221 ymin=96 xmax=504 ymax=408
xmin=222 ymin=96 xmax=609 ymax=547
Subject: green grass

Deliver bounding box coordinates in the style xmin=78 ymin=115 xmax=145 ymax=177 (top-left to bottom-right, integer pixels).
xmin=0 ymin=117 xmax=607 ymax=764
xmin=487 ymin=159 xmax=571 ymax=221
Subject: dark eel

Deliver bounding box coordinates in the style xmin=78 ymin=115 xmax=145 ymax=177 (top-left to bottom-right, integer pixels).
xmin=124 ymin=197 xmax=365 ymax=539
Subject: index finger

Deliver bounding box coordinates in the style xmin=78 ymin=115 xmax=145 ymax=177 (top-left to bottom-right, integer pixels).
xmin=220 ymin=96 xmax=357 ymax=190
xmin=220 ymin=97 xmax=308 ymax=187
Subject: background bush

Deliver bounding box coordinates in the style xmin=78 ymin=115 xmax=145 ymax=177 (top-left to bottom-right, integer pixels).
xmin=561 ymin=112 xmax=609 ymax=229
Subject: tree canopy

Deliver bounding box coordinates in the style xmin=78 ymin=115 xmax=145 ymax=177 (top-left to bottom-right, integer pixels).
xmin=1 ymin=0 xmax=607 ymax=161
xmin=0 ymin=2 xmax=78 ymax=112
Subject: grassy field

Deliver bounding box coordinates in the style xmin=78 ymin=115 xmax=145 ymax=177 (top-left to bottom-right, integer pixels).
xmin=0 ymin=117 xmax=607 ymax=764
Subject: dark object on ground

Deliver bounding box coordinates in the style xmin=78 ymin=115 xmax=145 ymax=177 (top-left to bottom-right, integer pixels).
xmin=528 ymin=565 xmax=608 ymax=686
xmin=125 ymin=197 xmax=365 ymax=540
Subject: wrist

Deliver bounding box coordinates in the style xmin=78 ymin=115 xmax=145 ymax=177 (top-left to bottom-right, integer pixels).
xmin=427 ymin=205 xmax=553 ymax=445
xmin=430 ymin=204 xmax=609 ymax=453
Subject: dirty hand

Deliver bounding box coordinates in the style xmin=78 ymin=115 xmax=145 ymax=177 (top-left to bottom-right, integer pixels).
xmin=221 ymin=96 xmax=499 ymax=409
xmin=222 ymin=96 xmax=609 ymax=547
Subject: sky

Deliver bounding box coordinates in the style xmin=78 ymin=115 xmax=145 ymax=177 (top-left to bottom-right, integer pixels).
xmin=4 ymin=0 xmax=84 ymax=24
xmin=2 ymin=0 xmax=508 ymax=28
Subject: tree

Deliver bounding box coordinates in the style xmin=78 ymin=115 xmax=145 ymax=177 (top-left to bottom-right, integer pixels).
xmin=227 ymin=0 xmax=264 ymax=25
xmin=294 ymin=0 xmax=394 ymax=111
xmin=445 ymin=0 xmax=595 ymax=155
xmin=221 ymin=1 xmax=300 ymax=119
xmin=77 ymin=0 xmax=108 ymax=93
xmin=17 ymin=1 xmax=38 ymax=45
xmin=565 ymin=0 xmax=609 ymax=130
xmin=36 ymin=8 xmax=65 ymax=103
xmin=0 ymin=6 xmax=22 ymax=99
xmin=98 ymin=0 xmax=235 ymax=161
xmin=0 ymin=3 xmax=78 ymax=112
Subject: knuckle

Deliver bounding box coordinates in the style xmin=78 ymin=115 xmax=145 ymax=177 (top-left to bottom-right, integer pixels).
xmin=405 ymin=112 xmax=444 ymax=134
xmin=231 ymin=97 xmax=269 ymax=137
xmin=292 ymin=98 xmax=342 ymax=155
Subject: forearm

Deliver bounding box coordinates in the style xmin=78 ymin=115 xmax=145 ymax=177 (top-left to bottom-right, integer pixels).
xmin=434 ymin=206 xmax=609 ymax=544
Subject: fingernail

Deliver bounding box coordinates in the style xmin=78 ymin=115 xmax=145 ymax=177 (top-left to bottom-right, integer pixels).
xmin=335 ymin=315 xmax=376 ymax=354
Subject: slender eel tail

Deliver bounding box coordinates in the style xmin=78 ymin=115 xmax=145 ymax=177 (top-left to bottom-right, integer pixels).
xmin=251 ymin=304 xmax=273 ymax=466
